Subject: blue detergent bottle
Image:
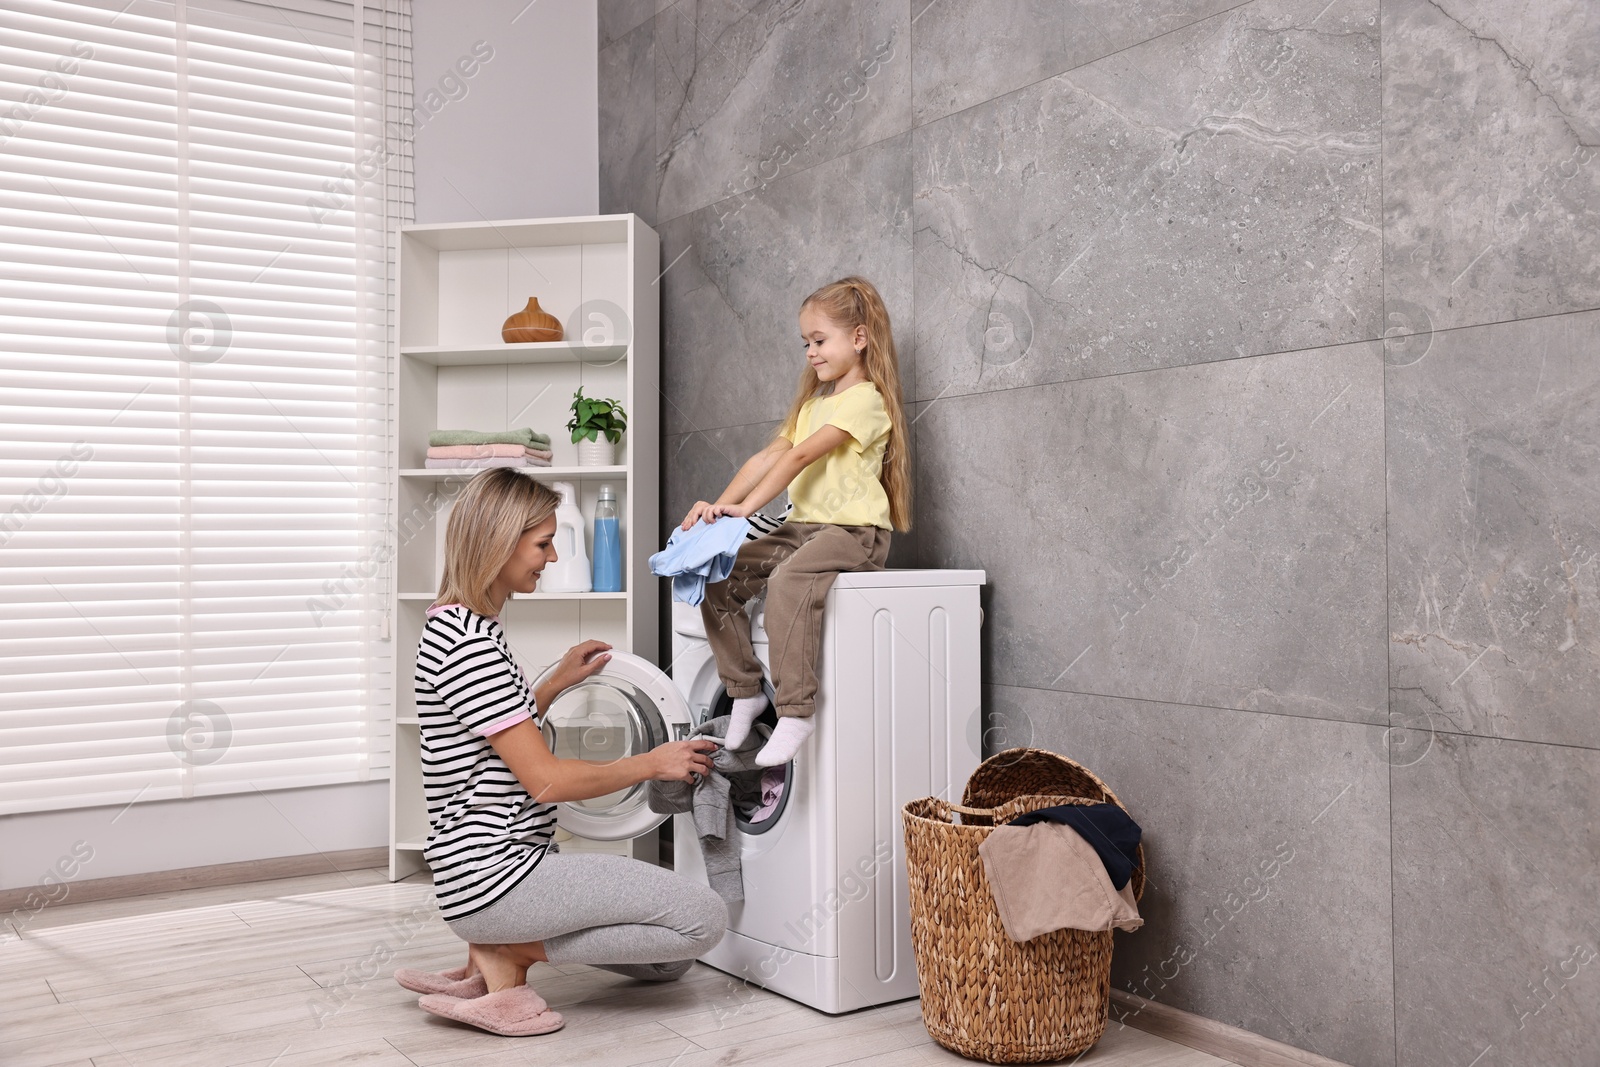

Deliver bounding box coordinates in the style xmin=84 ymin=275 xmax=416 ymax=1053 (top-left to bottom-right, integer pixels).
xmin=592 ymin=484 xmax=622 ymax=592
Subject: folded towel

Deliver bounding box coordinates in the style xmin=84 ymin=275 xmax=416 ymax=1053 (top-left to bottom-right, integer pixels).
xmin=429 ymin=428 xmax=552 ymax=448
xmin=424 ymin=456 xmax=552 ymax=470
xmin=428 ymin=444 xmax=554 ymax=460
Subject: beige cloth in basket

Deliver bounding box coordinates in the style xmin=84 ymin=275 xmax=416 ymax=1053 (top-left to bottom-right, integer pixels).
xmin=978 ymin=821 xmax=1144 ymax=941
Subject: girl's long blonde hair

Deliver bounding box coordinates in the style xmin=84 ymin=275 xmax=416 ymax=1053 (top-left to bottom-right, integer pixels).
xmin=435 ymin=468 xmax=561 ymax=616
xmin=778 ymin=276 xmax=911 ymax=531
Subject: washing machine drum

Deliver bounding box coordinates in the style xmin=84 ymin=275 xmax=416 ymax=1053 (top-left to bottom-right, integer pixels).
xmin=535 ymin=651 xmax=694 ymax=841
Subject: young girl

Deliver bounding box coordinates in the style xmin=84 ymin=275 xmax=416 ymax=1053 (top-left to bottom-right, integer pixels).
xmin=681 ymin=276 xmax=911 ymax=767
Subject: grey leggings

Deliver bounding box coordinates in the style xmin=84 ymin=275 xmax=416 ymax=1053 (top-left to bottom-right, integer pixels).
xmin=445 ymin=852 xmax=728 ymax=982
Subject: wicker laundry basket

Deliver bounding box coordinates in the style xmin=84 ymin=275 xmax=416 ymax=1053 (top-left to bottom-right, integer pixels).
xmin=903 ymin=748 xmax=1146 ymax=1064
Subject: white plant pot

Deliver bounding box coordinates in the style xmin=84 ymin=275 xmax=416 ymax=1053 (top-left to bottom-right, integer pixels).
xmin=576 ymin=436 xmax=617 ymax=466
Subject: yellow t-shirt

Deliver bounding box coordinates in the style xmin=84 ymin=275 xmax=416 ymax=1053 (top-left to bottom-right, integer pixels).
xmin=782 ymin=382 xmax=893 ymax=530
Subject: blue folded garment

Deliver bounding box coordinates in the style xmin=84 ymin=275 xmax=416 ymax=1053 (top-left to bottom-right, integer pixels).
xmin=649 ymin=516 xmax=751 ymax=605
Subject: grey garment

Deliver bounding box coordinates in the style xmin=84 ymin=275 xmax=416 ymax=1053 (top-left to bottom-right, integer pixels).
xmin=444 ymin=852 xmax=727 ymax=983
xmin=647 ymin=714 xmax=767 ymax=903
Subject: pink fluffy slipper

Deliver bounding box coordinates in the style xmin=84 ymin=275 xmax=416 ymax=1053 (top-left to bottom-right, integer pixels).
xmin=418 ymin=985 xmax=564 ymax=1037
xmin=393 ymin=964 xmax=488 ymax=998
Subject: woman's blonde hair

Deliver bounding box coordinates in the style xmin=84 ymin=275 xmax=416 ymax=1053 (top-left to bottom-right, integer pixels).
xmin=778 ymin=276 xmax=912 ymax=531
xmin=435 ymin=468 xmax=561 ymax=616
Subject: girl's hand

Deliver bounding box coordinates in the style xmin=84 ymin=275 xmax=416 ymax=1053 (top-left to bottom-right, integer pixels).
xmin=544 ymin=640 xmax=612 ymax=696
xmin=680 ymin=500 xmax=716 ymax=530
xmin=706 ymin=502 xmax=752 ymax=520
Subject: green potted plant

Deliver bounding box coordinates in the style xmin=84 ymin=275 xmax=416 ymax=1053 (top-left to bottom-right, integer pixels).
xmin=568 ymin=386 xmax=627 ymax=466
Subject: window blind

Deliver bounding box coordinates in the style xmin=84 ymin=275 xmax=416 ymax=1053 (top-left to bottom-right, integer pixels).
xmin=0 ymin=0 xmax=412 ymax=814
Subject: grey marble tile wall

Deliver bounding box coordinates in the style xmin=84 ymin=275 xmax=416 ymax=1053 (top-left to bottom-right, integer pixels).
xmin=1387 ymin=310 xmax=1600 ymax=752
xmin=1382 ymin=0 xmax=1600 ymax=332
xmin=600 ymin=1 xmax=1600 ymax=1064
xmin=915 ymin=340 xmax=1387 ymax=723
xmin=1390 ymin=732 xmax=1600 ymax=1067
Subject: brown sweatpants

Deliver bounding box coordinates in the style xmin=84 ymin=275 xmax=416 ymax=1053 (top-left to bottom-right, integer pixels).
xmin=699 ymin=521 xmax=891 ymax=718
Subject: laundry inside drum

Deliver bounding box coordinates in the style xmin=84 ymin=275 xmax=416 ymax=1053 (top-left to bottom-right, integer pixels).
xmin=729 ymin=703 xmax=792 ymax=835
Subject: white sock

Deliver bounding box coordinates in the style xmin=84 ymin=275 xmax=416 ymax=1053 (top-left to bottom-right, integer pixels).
xmin=755 ymin=716 xmax=814 ymax=766
xmin=723 ymin=695 xmax=767 ymax=749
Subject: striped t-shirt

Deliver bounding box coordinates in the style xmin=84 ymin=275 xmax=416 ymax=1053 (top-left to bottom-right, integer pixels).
xmin=414 ymin=604 xmax=556 ymax=921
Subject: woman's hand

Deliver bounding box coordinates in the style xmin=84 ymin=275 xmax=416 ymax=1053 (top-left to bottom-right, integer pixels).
xmin=705 ymin=502 xmax=752 ymax=520
xmin=647 ymin=739 xmax=719 ymax=782
xmin=680 ymin=500 xmax=716 ymax=530
xmin=536 ymin=639 xmax=613 ymax=711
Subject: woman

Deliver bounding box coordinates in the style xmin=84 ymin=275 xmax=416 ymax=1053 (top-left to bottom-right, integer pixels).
xmin=396 ymin=468 xmax=725 ymax=1037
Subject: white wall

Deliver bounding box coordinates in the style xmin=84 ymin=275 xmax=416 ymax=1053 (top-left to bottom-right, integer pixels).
xmin=0 ymin=783 xmax=389 ymax=893
xmin=412 ymin=0 xmax=599 ymax=223
xmin=0 ymin=0 xmax=601 ymax=895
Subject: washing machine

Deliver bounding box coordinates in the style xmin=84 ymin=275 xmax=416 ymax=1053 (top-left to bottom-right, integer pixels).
xmin=669 ymin=569 xmax=986 ymax=1014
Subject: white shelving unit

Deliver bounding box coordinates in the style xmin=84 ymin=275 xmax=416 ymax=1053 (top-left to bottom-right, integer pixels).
xmin=388 ymin=214 xmax=660 ymax=880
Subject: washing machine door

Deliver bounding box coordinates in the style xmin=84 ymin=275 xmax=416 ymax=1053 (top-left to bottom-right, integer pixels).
xmin=534 ymin=651 xmax=693 ymax=842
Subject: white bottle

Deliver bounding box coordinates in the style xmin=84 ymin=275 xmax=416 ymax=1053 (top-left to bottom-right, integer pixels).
xmin=538 ymin=481 xmax=592 ymax=593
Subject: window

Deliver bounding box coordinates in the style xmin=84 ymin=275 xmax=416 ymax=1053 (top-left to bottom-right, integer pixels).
xmin=0 ymin=0 xmax=412 ymax=813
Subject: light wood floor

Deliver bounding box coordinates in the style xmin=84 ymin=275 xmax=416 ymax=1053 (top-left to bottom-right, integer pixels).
xmin=0 ymin=868 xmax=1240 ymax=1067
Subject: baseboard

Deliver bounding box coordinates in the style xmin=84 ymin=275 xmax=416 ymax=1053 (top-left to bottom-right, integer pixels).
xmin=1110 ymin=990 xmax=1354 ymax=1067
xmin=0 ymin=847 xmax=388 ymax=912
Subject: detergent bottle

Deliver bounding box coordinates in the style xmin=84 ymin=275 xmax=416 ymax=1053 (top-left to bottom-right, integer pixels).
xmin=591 ymin=484 xmax=623 ymax=592
xmin=538 ymin=482 xmax=592 ymax=593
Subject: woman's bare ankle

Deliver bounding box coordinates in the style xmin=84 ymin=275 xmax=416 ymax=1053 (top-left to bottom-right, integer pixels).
xmin=468 ymin=943 xmax=527 ymax=993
